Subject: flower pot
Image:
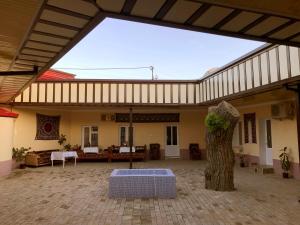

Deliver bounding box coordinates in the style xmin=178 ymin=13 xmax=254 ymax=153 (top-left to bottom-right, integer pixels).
xmin=19 ymin=163 xmax=26 ymax=169
xmin=282 ymin=172 xmax=289 ymax=178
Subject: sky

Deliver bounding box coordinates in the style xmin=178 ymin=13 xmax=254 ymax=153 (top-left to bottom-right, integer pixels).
xmin=52 ymin=18 xmax=264 ymax=80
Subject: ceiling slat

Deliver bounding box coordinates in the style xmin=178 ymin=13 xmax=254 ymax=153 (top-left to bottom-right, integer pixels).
xmin=32 ymin=30 xmax=72 ymax=41
xmin=239 ymin=14 xmax=269 ymax=33
xmin=44 ymin=4 xmax=92 ymax=20
xmin=185 ymin=4 xmax=211 ymax=25
xmin=121 ymin=0 xmax=137 ymax=15
xmin=213 ymin=9 xmax=242 ymax=30
xmin=39 ymin=19 xmax=82 ymax=31
xmin=154 ymin=0 xmax=177 ymax=20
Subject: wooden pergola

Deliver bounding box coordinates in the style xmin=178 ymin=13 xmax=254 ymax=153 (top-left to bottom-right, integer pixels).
xmin=1 ymin=0 xmax=300 ymax=103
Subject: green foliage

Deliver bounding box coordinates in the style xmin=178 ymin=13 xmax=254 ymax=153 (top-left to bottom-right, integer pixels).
xmin=205 ymin=112 xmax=229 ymax=132
xmin=58 ymin=134 xmax=71 ymax=151
xmin=58 ymin=134 xmax=66 ymax=146
xmin=12 ymin=147 xmax=31 ymax=162
xmin=279 ymin=147 xmax=290 ymax=172
xmin=64 ymin=144 xmax=71 ymax=151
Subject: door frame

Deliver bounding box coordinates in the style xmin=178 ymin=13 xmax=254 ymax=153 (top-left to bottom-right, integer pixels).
xmin=259 ymin=118 xmax=273 ymax=165
xmin=165 ymin=124 xmax=180 ymax=158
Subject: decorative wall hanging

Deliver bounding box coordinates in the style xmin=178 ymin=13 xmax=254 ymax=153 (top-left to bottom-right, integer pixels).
xmin=35 ymin=113 xmax=60 ymax=140
xmin=115 ymin=113 xmax=180 ymax=123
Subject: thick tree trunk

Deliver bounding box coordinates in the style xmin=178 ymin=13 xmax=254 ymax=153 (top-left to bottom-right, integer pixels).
xmin=204 ymin=101 xmax=240 ymax=191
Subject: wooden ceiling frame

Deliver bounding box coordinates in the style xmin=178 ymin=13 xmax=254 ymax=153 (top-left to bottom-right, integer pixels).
xmin=0 ymin=66 xmax=38 ymax=76
xmin=44 ymin=4 xmax=92 ymax=20
xmin=185 ymin=3 xmax=211 ymax=25
xmin=22 ymin=46 xmax=58 ymax=54
xmin=3 ymin=0 xmax=300 ymax=104
xmin=154 ymin=0 xmax=177 ymax=20
xmin=26 ymin=39 xmax=65 ymax=48
xmin=105 ymin=11 xmax=300 ymax=47
xmin=262 ymin=20 xmax=297 ymax=37
xmin=212 ymin=9 xmax=242 ymax=30
xmin=122 ymin=0 xmax=138 ymax=15
xmin=7 ymin=1 xmax=106 ymax=103
xmin=38 ymin=19 xmax=82 ymax=32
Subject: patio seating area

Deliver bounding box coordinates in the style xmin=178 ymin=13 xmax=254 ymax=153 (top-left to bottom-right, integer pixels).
xmin=0 ymin=160 xmax=299 ymax=225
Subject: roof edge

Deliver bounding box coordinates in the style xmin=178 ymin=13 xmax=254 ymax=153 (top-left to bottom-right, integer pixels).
xmin=200 ymin=43 xmax=275 ymax=81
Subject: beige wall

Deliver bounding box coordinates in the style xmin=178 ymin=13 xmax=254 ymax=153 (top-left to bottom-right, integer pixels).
xmin=69 ymin=110 xmax=205 ymax=150
xmin=237 ymin=105 xmax=271 ymax=157
xmin=236 ymin=103 xmax=299 ymax=163
xmin=10 ymin=109 xmax=205 ymax=152
xmin=272 ymin=118 xmax=299 ymax=163
xmin=179 ymin=111 xmax=206 ymax=149
xmin=12 ymin=108 xmax=71 ymax=151
xmin=0 ymin=117 xmax=15 ymax=161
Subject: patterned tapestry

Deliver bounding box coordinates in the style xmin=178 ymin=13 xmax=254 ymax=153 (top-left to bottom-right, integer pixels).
xmin=115 ymin=113 xmax=180 ymax=123
xmin=35 ymin=113 xmax=60 ymax=140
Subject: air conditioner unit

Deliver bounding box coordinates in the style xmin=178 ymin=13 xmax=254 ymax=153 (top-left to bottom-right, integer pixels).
xmin=271 ymin=102 xmax=295 ymax=120
xmin=101 ymin=113 xmax=115 ymax=121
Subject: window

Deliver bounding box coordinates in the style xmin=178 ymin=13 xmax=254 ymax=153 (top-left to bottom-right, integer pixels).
xmin=119 ymin=126 xmax=134 ymax=146
xmin=166 ymin=125 xmax=178 ymax=146
xmin=82 ymin=126 xmax=98 ymax=147
xmin=244 ymin=113 xmax=256 ymax=143
xmin=266 ymin=119 xmax=272 ymax=148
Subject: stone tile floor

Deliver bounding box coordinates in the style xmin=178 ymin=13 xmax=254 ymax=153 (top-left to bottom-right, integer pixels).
xmin=0 ymin=160 xmax=299 ymax=225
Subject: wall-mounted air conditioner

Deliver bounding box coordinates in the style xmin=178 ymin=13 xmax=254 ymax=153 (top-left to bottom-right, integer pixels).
xmin=271 ymin=102 xmax=295 ymax=120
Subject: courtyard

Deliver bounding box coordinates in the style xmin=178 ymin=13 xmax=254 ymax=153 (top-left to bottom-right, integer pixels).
xmin=0 ymin=160 xmax=299 ymax=225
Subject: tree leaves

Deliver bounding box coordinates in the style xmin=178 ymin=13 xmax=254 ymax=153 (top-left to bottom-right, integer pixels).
xmin=205 ymin=112 xmax=230 ymax=133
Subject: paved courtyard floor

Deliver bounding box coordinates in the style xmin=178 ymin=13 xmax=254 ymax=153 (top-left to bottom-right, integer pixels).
xmin=0 ymin=160 xmax=299 ymax=225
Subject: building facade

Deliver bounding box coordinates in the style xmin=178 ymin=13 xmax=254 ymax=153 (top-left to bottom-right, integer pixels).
xmin=1 ymin=44 xmax=300 ymax=179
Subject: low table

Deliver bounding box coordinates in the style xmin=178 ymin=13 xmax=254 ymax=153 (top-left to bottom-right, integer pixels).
xmin=83 ymin=147 xmax=99 ymax=153
xmin=51 ymin=151 xmax=78 ymax=168
xmin=119 ymin=146 xmax=136 ymax=153
xmin=109 ymin=169 xmax=176 ymax=198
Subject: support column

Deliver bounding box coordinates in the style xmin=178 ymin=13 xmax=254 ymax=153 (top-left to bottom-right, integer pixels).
xmin=0 ymin=108 xmax=18 ymax=176
xmin=129 ymin=107 xmax=133 ymax=169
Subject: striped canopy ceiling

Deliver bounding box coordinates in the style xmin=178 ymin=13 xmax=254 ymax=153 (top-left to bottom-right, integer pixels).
xmin=1 ymin=0 xmax=300 ymax=103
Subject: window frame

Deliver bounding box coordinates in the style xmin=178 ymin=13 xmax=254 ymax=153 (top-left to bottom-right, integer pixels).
xmin=119 ymin=125 xmax=134 ymax=146
xmin=81 ymin=125 xmax=99 ymax=148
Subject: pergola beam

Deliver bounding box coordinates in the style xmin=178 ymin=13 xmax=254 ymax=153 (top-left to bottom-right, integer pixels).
xmin=0 ymin=66 xmax=38 ymax=76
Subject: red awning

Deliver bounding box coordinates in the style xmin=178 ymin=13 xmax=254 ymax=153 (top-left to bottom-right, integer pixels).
xmin=0 ymin=108 xmax=18 ymax=118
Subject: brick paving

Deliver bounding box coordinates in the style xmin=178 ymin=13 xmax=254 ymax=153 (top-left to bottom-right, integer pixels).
xmin=0 ymin=160 xmax=299 ymax=225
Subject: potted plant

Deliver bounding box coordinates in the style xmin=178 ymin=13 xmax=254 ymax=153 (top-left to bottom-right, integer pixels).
xmin=279 ymin=147 xmax=290 ymax=178
xmin=12 ymin=147 xmax=31 ymax=169
xmin=58 ymin=134 xmax=71 ymax=151
xmin=58 ymin=134 xmax=66 ymax=150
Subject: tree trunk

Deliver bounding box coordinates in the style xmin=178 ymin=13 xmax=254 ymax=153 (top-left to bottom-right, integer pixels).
xmin=204 ymin=101 xmax=240 ymax=191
